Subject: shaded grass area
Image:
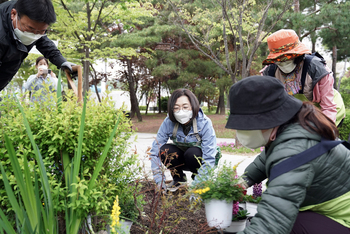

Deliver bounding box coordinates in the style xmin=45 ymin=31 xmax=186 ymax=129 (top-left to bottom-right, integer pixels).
xmin=218 ymin=142 xmax=263 ymax=155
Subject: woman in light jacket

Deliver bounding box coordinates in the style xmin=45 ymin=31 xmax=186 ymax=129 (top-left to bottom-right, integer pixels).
xmin=150 ymin=89 xmax=217 ymax=192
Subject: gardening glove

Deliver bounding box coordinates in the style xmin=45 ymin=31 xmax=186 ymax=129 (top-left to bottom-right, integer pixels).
xmin=61 ymin=61 xmax=76 ymax=73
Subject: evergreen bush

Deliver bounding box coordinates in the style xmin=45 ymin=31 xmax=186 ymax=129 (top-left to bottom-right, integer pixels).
xmin=339 ymin=109 xmax=350 ymax=141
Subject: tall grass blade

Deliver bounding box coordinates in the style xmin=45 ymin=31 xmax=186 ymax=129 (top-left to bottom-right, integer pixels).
xmin=13 ymin=96 xmax=56 ymax=232
xmin=0 ymin=209 xmax=16 ymax=234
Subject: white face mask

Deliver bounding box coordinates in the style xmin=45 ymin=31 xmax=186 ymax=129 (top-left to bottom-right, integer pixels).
xmin=14 ymin=17 xmax=43 ymax=45
xmin=174 ymin=110 xmax=193 ymax=124
xmin=275 ymin=60 xmax=296 ymax=74
xmin=38 ymin=65 xmax=48 ymax=70
xmin=236 ymin=129 xmax=273 ymax=149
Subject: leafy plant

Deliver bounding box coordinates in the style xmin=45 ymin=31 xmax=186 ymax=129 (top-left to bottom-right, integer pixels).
xmin=190 ymin=162 xmax=246 ymax=202
xmin=118 ymin=181 xmax=144 ymax=222
xmin=232 ymin=208 xmax=249 ymax=221
xmin=0 ymin=71 xmax=140 ymax=232
xmin=243 ymin=195 xmax=262 ymax=204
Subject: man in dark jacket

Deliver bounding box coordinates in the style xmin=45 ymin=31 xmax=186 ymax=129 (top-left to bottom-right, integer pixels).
xmin=0 ymin=0 xmax=74 ymax=91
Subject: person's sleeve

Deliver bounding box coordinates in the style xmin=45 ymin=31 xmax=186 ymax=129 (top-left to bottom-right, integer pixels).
xmin=35 ymin=36 xmax=67 ymax=69
xmin=49 ymin=75 xmax=58 ymax=91
xmin=0 ymin=43 xmax=23 ymax=90
xmin=150 ymin=119 xmax=171 ymax=184
xmin=244 ymin=150 xmax=267 ymax=187
xmin=238 ymin=150 xmax=315 ymax=234
xmin=313 ymin=71 xmax=337 ymax=123
xmin=23 ymin=75 xmax=36 ymax=91
xmin=192 ymin=118 xmax=216 ymax=185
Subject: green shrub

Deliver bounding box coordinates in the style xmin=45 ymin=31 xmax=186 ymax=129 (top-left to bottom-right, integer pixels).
xmin=340 ymin=77 xmax=350 ymax=109
xmin=339 ymin=109 xmax=350 ymax=141
xmin=0 ymin=86 xmax=142 ymax=230
xmin=139 ymin=105 xmax=147 ymax=111
xmin=160 ymin=96 xmax=169 ymax=112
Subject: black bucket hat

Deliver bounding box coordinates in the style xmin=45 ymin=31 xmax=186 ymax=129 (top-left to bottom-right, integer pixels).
xmin=225 ymin=75 xmax=303 ymax=130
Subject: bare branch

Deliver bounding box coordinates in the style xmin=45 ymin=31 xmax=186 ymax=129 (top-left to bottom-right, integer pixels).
xmin=92 ymin=1 xmax=107 ymax=32
xmin=60 ymin=0 xmax=75 ymax=21
xmin=301 ymin=26 xmax=337 ymax=39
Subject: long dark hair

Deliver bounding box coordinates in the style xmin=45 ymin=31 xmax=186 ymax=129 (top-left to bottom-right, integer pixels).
xmin=167 ymin=89 xmax=200 ymax=123
xmin=278 ymin=102 xmax=338 ymax=140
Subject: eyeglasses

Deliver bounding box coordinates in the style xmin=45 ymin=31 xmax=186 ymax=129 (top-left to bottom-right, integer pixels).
xmin=173 ymin=105 xmax=191 ymax=113
xmin=17 ymin=16 xmax=47 ymax=35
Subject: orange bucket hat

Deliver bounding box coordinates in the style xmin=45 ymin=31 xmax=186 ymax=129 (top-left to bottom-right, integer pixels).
xmin=262 ymin=29 xmax=311 ymax=65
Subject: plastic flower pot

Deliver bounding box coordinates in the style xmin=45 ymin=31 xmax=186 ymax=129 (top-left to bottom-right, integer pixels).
xmin=106 ymin=220 xmax=133 ymax=234
xmin=246 ymin=202 xmax=258 ymax=217
xmin=223 ymin=219 xmax=247 ymax=233
xmin=205 ymin=199 xmax=233 ymax=229
xmin=120 ymin=220 xmax=133 ymax=233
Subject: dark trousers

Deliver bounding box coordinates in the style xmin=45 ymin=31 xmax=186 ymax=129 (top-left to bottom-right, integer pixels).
xmin=291 ymin=211 xmax=350 ymax=234
xmin=160 ymin=144 xmax=202 ymax=181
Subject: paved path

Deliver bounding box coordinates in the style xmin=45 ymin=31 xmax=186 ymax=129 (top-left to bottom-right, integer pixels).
xmin=128 ymin=133 xmax=266 ymax=194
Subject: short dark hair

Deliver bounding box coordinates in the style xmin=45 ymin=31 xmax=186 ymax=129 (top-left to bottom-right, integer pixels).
xmin=36 ymin=56 xmax=49 ymax=66
xmin=15 ymin=0 xmax=56 ymax=25
xmin=168 ymin=89 xmax=200 ymax=123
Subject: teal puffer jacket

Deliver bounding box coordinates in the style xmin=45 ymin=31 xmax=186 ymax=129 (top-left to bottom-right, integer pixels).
xmin=239 ymin=123 xmax=350 ymax=234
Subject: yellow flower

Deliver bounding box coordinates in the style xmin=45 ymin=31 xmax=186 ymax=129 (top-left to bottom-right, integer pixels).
xmin=111 ymin=195 xmax=121 ymax=233
xmin=233 ymin=161 xmax=243 ymax=172
xmin=193 ymin=187 xmax=210 ymax=195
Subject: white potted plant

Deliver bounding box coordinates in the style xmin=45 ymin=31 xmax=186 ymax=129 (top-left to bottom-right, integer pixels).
xmin=224 ymin=203 xmax=249 ymax=233
xmin=190 ymin=162 xmax=247 ymax=230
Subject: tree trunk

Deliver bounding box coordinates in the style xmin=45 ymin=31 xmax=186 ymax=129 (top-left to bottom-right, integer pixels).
xmin=126 ymin=59 xmax=142 ymax=121
xmin=158 ymin=80 xmax=161 ymax=114
xmin=145 ymin=92 xmax=149 ymax=115
xmin=83 ymin=60 xmax=89 ymax=97
xmin=294 ymin=0 xmax=301 ymax=37
xmin=83 ymin=3 xmax=91 ymax=97
xmin=337 ymin=59 xmax=347 ymax=91
xmin=332 ymin=45 xmax=337 ymax=89
xmin=83 ymin=44 xmax=90 ymax=97
xmin=216 ymin=87 xmax=225 ymax=115
xmin=310 ymin=32 xmax=316 ymax=53
xmin=89 ymin=62 xmax=101 ymax=102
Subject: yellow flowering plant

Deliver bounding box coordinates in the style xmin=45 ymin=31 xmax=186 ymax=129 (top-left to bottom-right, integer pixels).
xmin=190 ymin=162 xmax=246 ymax=202
xmin=111 ymin=195 xmax=121 ymax=233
